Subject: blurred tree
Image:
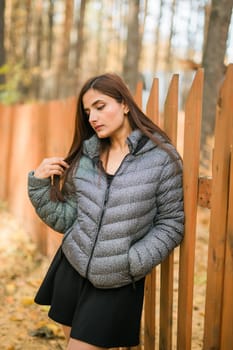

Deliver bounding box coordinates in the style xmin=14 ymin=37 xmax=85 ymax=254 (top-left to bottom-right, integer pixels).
xmin=47 ymin=0 xmax=54 ymax=68
xmin=55 ymin=0 xmax=74 ymax=98
xmin=153 ymin=0 xmax=164 ymax=72
xmin=123 ymin=0 xmax=141 ymax=93
xmin=23 ymin=0 xmax=31 ymax=69
xmin=20 ymin=0 xmax=32 ymax=97
xmin=166 ymin=0 xmax=176 ymax=70
xmin=33 ymin=0 xmax=43 ymax=98
xmin=75 ymin=0 xmax=87 ymax=78
xmin=139 ymin=0 xmax=148 ymax=55
xmin=1 ymin=0 xmax=232 ymax=105
xmin=0 ymin=0 xmax=5 ymax=84
xmin=96 ymin=0 xmax=105 ymax=74
xmin=201 ymin=0 xmax=233 ymax=167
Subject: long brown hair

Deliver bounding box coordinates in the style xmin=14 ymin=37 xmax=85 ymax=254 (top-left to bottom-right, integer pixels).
xmin=51 ymin=73 xmax=176 ymax=201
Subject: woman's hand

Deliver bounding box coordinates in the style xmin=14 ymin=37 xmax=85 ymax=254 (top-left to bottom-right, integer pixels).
xmin=34 ymin=157 xmax=69 ymax=179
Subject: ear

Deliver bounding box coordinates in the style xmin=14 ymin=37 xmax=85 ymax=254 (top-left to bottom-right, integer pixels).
xmin=123 ymin=102 xmax=129 ymax=115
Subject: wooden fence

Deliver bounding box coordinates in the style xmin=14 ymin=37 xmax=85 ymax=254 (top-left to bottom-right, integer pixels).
xmin=0 ymin=64 xmax=233 ymax=349
xmin=0 ymin=97 xmax=77 ymax=254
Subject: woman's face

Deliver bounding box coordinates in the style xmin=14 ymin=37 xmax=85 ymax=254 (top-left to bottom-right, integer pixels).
xmin=82 ymin=88 xmax=131 ymax=139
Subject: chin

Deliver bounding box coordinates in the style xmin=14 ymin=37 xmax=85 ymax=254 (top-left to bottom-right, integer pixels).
xmin=96 ymin=132 xmax=109 ymax=139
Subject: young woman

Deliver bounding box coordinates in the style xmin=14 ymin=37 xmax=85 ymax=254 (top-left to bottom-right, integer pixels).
xmin=28 ymin=73 xmax=184 ymax=350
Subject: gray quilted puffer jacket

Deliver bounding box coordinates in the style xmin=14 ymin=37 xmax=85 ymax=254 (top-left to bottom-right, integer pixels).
xmin=28 ymin=129 xmax=184 ymax=289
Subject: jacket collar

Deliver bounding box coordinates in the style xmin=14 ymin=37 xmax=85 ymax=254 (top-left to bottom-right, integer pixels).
xmin=82 ymin=129 xmax=162 ymax=159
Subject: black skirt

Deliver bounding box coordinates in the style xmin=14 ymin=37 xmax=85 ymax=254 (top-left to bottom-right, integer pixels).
xmin=35 ymin=247 xmax=145 ymax=348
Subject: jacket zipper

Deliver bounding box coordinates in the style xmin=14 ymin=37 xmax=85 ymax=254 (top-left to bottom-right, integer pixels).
xmin=85 ymin=153 xmax=130 ymax=279
xmin=85 ymin=177 xmax=111 ymax=278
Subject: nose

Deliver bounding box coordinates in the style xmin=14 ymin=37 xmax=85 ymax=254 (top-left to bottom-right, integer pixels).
xmin=88 ymin=110 xmax=97 ymax=123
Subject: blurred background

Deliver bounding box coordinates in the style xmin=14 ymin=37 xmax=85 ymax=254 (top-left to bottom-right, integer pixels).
xmin=0 ymin=2 xmax=233 ymax=349
xmin=0 ymin=0 xmax=232 ymax=158
xmin=0 ymin=0 xmax=232 ymax=101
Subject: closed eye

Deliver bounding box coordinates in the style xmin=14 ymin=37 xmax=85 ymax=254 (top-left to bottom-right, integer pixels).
xmin=83 ymin=100 xmax=105 ymax=116
xmin=97 ymin=104 xmax=105 ymax=110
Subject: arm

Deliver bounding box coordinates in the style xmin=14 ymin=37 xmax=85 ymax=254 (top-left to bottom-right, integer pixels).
xmin=129 ymin=155 xmax=184 ymax=278
xmin=27 ymin=158 xmax=77 ymax=233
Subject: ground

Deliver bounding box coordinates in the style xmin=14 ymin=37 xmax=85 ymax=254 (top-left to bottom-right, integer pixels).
xmin=0 ymin=207 xmax=66 ymax=350
xmin=0 ymin=205 xmax=209 ymax=350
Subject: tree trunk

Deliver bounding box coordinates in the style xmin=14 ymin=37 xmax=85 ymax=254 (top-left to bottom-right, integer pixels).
xmin=166 ymin=0 xmax=176 ymax=70
xmin=23 ymin=0 xmax=31 ymax=68
xmin=33 ymin=0 xmax=43 ymax=99
xmin=62 ymin=0 xmax=73 ymax=71
xmin=75 ymin=0 xmax=87 ymax=76
xmin=153 ymin=0 xmax=163 ymax=72
xmin=47 ymin=0 xmax=54 ymax=68
xmin=122 ymin=0 xmax=141 ymax=94
xmin=0 ymin=0 xmax=5 ymax=84
xmin=96 ymin=0 xmax=104 ymax=74
xmin=201 ymin=0 xmax=233 ymax=168
xmin=55 ymin=0 xmax=74 ymax=98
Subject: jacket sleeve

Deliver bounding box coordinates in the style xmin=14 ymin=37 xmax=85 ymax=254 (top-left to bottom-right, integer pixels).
xmin=27 ymin=171 xmax=77 ymax=233
xmin=128 ymin=155 xmax=184 ymax=278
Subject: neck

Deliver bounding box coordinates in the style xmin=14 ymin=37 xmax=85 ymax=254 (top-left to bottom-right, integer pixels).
xmin=110 ymin=137 xmax=128 ymax=151
xmin=109 ymin=125 xmax=132 ymax=152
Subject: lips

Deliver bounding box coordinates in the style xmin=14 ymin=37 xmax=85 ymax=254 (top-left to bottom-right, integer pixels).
xmin=94 ymin=125 xmax=104 ymax=131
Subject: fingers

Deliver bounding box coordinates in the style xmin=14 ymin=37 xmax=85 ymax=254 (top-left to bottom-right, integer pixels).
xmin=34 ymin=157 xmax=69 ymax=179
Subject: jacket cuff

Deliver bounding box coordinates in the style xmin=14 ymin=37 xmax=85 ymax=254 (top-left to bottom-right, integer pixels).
xmin=28 ymin=171 xmax=51 ymax=187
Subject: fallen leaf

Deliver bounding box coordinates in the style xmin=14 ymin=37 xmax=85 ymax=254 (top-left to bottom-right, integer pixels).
xmin=21 ymin=296 xmax=34 ymax=306
xmin=40 ymin=305 xmax=50 ymax=312
xmin=10 ymin=315 xmax=24 ymax=322
xmin=5 ymin=283 xmax=16 ymax=295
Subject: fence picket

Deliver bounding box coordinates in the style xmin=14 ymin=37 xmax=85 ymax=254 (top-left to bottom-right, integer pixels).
xmin=0 ymin=104 xmax=13 ymax=200
xmin=220 ymin=65 xmax=233 ymax=350
xmin=163 ymin=74 xmax=179 ymax=144
xmin=9 ymin=103 xmax=48 ymax=252
xmin=134 ymin=80 xmax=143 ymax=109
xmin=177 ymin=69 xmax=204 ymax=350
xmin=159 ymin=74 xmax=179 ymax=350
xmin=204 ymin=64 xmax=233 ymax=349
xmin=220 ymin=150 xmax=233 ymax=349
xmin=144 ymin=270 xmax=156 ymax=350
xmin=142 ymin=78 xmax=160 ymax=350
xmin=46 ymin=97 xmax=76 ymax=255
xmin=146 ymin=78 xmax=159 ymax=124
